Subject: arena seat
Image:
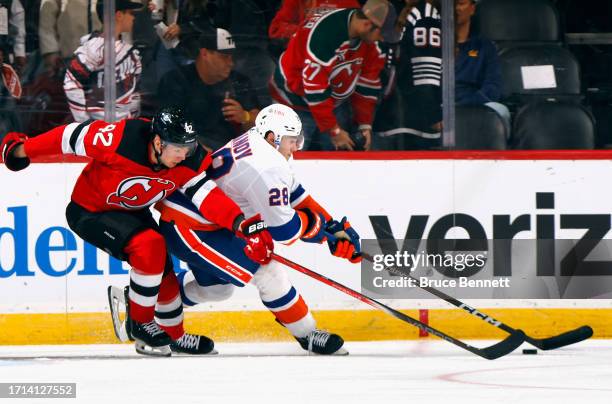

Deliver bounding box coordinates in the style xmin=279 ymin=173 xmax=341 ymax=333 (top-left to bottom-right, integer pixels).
xmin=498 ymin=45 xmax=581 ymax=105
xmin=455 ymin=105 xmax=507 ymax=150
xmin=511 ymin=102 xmax=594 ymax=149
xmin=476 ymin=0 xmax=559 ymax=44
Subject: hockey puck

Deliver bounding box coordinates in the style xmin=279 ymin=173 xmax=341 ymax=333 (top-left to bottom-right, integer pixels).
xmin=522 ymin=349 xmax=538 ymax=354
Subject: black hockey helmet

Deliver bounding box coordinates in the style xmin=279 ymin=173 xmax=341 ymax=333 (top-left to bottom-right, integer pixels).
xmin=151 ymin=106 xmax=198 ymax=153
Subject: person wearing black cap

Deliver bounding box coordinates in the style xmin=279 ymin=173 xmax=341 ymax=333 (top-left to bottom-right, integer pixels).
xmin=269 ymin=0 xmax=400 ymax=151
xmin=157 ymin=27 xmax=260 ymax=151
xmin=63 ymin=0 xmax=144 ymax=122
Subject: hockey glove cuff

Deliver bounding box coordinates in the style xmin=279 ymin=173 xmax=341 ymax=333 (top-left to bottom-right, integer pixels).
xmin=298 ymin=208 xmax=327 ymax=244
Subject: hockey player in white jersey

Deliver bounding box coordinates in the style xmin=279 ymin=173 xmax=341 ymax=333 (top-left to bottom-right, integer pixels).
xmin=152 ymin=104 xmax=363 ymax=355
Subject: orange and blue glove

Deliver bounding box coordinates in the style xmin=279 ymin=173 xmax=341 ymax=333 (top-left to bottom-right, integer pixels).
xmin=325 ymin=217 xmax=362 ymax=263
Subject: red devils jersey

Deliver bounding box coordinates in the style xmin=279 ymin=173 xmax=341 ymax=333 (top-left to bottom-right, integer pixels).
xmin=270 ymin=8 xmax=385 ymax=133
xmin=22 ymin=118 xmax=242 ymax=231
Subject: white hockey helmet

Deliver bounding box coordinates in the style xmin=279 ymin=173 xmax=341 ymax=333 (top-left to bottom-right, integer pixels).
xmin=255 ymin=104 xmax=304 ymax=150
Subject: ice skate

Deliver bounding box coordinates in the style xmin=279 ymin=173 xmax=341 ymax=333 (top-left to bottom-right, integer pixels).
xmin=295 ymin=330 xmax=348 ymax=355
xmin=107 ymin=285 xmax=132 ymax=342
xmin=170 ymin=333 xmax=217 ymax=355
xmin=108 ymin=285 xmax=172 ymax=356
xmin=130 ymin=320 xmax=173 ymax=357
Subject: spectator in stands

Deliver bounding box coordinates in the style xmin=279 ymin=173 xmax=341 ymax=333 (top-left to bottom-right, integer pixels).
xmin=23 ymin=0 xmax=40 ymax=57
xmin=455 ymin=0 xmax=510 ymax=136
xmin=63 ymin=0 xmax=143 ymax=122
xmin=373 ymin=0 xmax=440 ymax=150
xmin=39 ymin=0 xmax=102 ymax=75
xmin=269 ymin=0 xmax=361 ymax=45
xmin=145 ymin=0 xmax=215 ymax=80
xmin=215 ymin=0 xmax=279 ymax=107
xmin=269 ymin=0 xmax=396 ymax=151
xmin=0 ymin=0 xmax=26 ymax=73
xmin=157 ymin=28 xmax=260 ymax=150
xmin=0 ymin=12 xmax=23 ymax=135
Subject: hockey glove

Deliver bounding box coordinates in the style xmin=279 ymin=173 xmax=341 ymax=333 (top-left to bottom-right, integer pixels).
xmin=325 ymin=217 xmax=362 ymax=263
xmin=298 ymin=208 xmax=327 ymax=244
xmin=238 ymin=214 xmax=274 ymax=265
xmin=1 ymin=132 xmax=30 ymax=171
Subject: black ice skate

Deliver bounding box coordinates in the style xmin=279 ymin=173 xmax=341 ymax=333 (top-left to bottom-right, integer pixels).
xmin=107 ymin=285 xmax=172 ymax=356
xmin=295 ymin=330 xmax=348 ymax=355
xmin=130 ymin=320 xmax=173 ymax=357
xmin=170 ymin=333 xmax=217 ymax=355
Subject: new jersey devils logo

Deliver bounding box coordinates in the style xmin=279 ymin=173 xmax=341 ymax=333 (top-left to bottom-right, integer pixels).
xmin=107 ymin=177 xmax=176 ymax=209
xmin=329 ymin=59 xmax=362 ymax=100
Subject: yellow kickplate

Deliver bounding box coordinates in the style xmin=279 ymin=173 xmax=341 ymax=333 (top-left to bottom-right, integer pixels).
xmin=0 ymin=309 xmax=610 ymax=345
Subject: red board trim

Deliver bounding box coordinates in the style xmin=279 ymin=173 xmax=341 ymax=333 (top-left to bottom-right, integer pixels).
xmin=18 ymin=150 xmax=612 ymax=164
xmin=293 ymin=150 xmax=612 ymax=160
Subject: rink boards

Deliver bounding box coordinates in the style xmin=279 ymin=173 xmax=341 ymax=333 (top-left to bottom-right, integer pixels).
xmin=1 ymin=152 xmax=612 ymax=344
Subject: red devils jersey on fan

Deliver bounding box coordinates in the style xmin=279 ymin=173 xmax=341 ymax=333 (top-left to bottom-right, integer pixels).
xmin=22 ymin=118 xmax=242 ymax=231
xmin=270 ymin=8 xmax=385 ymax=133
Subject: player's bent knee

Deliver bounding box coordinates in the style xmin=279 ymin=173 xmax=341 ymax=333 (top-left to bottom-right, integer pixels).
xmin=125 ymin=229 xmax=168 ymax=273
xmin=185 ymin=275 xmax=235 ymax=303
xmin=251 ymin=260 xmax=292 ymax=299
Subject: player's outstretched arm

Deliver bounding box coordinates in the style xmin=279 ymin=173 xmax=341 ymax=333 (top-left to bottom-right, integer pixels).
xmin=2 ymin=119 xmax=126 ymax=173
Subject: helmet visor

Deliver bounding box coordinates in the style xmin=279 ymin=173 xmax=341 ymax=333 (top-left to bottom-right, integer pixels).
xmin=278 ymin=133 xmax=304 ymax=151
xmin=296 ymin=133 xmax=304 ymax=150
xmin=162 ymin=140 xmax=197 ymax=157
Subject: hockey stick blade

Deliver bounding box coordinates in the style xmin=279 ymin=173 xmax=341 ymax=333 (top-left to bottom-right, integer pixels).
xmin=525 ymin=325 xmax=593 ymax=350
xmin=271 ymin=253 xmax=525 ymax=360
xmin=478 ymin=330 xmax=526 ymax=360
xmin=360 ymin=252 xmax=594 ymax=351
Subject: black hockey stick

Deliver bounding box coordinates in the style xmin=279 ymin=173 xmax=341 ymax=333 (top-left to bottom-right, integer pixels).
xmin=360 ymin=252 xmax=593 ymax=350
xmin=272 ymin=253 xmax=525 ymax=360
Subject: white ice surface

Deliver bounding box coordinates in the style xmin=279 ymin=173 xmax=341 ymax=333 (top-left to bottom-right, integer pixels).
xmin=0 ymin=339 xmax=610 ymax=404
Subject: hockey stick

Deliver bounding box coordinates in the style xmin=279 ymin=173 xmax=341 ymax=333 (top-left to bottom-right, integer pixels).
xmin=271 ymin=253 xmax=525 ymax=360
xmin=360 ymin=252 xmax=593 ymax=350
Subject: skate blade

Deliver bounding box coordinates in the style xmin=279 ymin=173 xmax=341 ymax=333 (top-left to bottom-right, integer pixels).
xmin=134 ymin=341 xmax=171 ymax=357
xmin=170 ymin=348 xmax=219 ymax=356
xmin=332 ymin=347 xmax=349 ymax=356
xmin=107 ymin=286 xmax=130 ymax=343
xmin=306 ymin=347 xmax=349 ymax=356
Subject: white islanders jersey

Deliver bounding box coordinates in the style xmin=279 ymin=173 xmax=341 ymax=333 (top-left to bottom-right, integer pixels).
xmin=158 ymin=129 xmax=310 ymax=244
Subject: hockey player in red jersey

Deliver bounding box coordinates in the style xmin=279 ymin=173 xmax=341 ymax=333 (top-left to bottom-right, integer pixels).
xmin=269 ymin=0 xmax=399 ymax=151
xmin=136 ymin=104 xmax=362 ymax=355
xmin=0 ymin=106 xmax=274 ymax=356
